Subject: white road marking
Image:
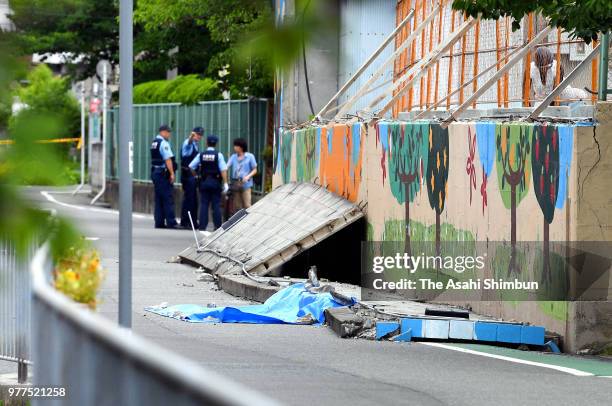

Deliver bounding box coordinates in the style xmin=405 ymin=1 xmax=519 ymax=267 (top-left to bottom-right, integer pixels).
xmin=40 ymin=191 xmax=150 ymax=219
xmin=420 ymin=342 xmax=594 ymax=377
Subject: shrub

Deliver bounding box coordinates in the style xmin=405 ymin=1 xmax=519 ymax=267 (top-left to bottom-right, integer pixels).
xmin=54 ymin=244 xmax=104 ymax=309
xmin=10 ymin=65 xmax=80 ymax=138
xmin=133 ymin=75 xmax=221 ymax=104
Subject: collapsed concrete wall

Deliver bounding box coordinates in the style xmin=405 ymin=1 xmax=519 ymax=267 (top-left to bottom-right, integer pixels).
xmin=272 ymin=102 xmax=612 ymax=352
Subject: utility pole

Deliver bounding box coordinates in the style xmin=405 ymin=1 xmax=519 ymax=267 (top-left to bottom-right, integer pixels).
xmin=91 ymin=61 xmax=110 ymax=205
xmin=73 ymin=84 xmax=86 ymax=195
xmin=119 ymin=0 xmax=133 ymax=328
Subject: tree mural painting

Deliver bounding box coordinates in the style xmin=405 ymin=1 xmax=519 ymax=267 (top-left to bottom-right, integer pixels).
xmin=295 ymin=126 xmax=320 ymax=182
xmin=389 ymin=122 xmax=429 ymax=254
xmin=280 ymin=130 xmax=293 ymax=184
xmin=319 ymin=124 xmax=364 ymax=202
xmin=426 ymin=124 xmax=449 ymax=256
xmin=531 ymin=125 xmax=560 ymax=283
xmin=495 ymin=123 xmax=532 ymax=275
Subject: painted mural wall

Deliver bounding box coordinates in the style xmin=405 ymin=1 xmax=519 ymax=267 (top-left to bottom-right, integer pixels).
xmin=272 ymin=110 xmax=611 ymax=346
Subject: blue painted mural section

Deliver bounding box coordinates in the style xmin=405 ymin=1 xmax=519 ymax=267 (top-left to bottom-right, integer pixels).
xmin=556 ymin=125 xmax=574 ymax=209
xmin=475 ymin=122 xmax=496 ymax=177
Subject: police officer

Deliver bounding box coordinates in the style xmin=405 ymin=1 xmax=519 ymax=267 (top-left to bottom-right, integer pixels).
xmin=188 ymin=135 xmax=229 ymax=231
xmin=179 ymin=127 xmax=203 ymax=229
xmin=151 ymin=124 xmax=178 ymax=229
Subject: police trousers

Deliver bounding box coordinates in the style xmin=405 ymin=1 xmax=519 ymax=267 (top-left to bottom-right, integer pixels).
xmin=199 ymin=177 xmax=222 ymax=231
xmin=180 ymin=170 xmax=198 ymax=228
xmin=151 ymin=167 xmax=177 ymax=228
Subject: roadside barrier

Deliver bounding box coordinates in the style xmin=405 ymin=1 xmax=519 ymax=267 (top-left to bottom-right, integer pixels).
xmin=30 ymin=243 xmax=278 ymax=405
xmin=0 ymin=240 xmax=32 ymax=383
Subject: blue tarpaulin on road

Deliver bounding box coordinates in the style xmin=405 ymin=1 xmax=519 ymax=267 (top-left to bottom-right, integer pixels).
xmin=145 ymin=283 xmax=356 ymax=325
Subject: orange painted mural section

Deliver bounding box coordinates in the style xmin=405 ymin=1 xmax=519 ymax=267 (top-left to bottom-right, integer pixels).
xmin=319 ymin=125 xmax=364 ymax=202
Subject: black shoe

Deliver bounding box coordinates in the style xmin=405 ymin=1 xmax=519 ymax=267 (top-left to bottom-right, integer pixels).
xmin=166 ymin=225 xmax=178 ymax=230
xmin=155 ymin=225 xmax=166 ymax=229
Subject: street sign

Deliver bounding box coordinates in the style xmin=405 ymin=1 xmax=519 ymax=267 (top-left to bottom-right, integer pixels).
xmin=96 ymin=59 xmax=112 ymax=81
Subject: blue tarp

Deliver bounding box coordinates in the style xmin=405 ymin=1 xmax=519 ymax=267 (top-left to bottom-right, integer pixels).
xmin=145 ymin=283 xmax=355 ymax=325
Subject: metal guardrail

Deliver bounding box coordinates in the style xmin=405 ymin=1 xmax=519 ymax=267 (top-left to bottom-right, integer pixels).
xmin=30 ymin=244 xmax=279 ymax=406
xmin=0 ymin=241 xmax=32 ymax=383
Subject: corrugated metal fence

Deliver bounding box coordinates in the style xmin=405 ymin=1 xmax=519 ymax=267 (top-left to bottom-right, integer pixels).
xmin=338 ymin=0 xmax=397 ymax=115
xmin=0 ymin=240 xmax=32 ymax=383
xmin=106 ymin=99 xmax=270 ymax=193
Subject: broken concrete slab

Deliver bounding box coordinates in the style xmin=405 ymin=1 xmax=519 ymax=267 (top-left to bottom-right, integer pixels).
xmin=325 ymin=307 xmax=366 ymax=338
xmin=217 ymin=274 xmax=281 ymax=303
xmin=178 ymin=182 xmax=364 ymax=276
xmin=212 ymin=273 xmax=550 ymax=347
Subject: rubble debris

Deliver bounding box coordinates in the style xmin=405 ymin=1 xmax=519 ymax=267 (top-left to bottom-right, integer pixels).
xmin=145 ymin=281 xmax=356 ymax=325
xmin=197 ymin=273 xmax=216 ymax=282
xmin=166 ymin=256 xmax=182 ymax=263
xmin=178 ymin=182 xmax=364 ymax=276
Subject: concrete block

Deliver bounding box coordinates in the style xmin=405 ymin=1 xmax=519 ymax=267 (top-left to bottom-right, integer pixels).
xmin=424 ymin=319 xmax=450 ymax=339
xmin=496 ymin=323 xmax=522 ymax=344
xmin=401 ymin=318 xmax=423 ymax=338
xmin=376 ymin=321 xmax=400 ymax=340
xmin=520 ymin=325 xmax=545 ymax=346
xmin=393 ymin=329 xmax=412 ymax=342
xmin=474 ymin=322 xmax=497 ymax=342
xmin=217 ymin=275 xmax=279 ymax=303
xmin=325 ymin=307 xmax=365 ymax=338
xmin=449 ymin=320 xmax=475 ymax=340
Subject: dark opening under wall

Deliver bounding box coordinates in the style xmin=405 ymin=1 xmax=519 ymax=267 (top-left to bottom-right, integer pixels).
xmin=278 ymin=218 xmax=365 ymax=285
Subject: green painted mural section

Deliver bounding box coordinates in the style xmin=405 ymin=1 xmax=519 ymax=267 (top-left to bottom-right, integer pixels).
xmin=280 ymin=130 xmax=293 ymax=184
xmin=295 ymin=127 xmax=318 ymax=182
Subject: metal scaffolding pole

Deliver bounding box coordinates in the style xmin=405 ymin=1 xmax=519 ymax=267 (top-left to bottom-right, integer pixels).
xmin=598 ymin=32 xmax=609 ymax=101
xmin=442 ymin=25 xmax=552 ymax=127
xmin=375 ymin=17 xmax=478 ymax=117
xmin=316 ymin=8 xmax=416 ymax=120
xmin=333 ymin=2 xmax=441 ymax=120
xmin=528 ymin=43 xmax=601 ymax=120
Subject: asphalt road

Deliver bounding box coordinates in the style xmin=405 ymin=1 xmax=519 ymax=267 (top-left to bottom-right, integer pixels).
xmin=24 ymin=186 xmax=612 ymax=406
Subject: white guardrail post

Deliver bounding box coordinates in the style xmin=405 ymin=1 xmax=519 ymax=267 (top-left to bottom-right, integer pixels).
xmin=30 ymin=243 xmax=280 ymax=406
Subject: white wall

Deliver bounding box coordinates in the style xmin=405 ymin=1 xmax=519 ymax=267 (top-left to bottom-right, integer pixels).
xmin=0 ymin=0 xmax=14 ymax=32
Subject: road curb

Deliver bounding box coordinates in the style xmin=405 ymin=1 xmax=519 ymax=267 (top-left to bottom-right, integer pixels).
xmin=217 ymin=275 xmax=280 ymax=303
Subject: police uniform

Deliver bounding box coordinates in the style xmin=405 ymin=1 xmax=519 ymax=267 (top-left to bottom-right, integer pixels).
xmin=189 ymin=136 xmax=227 ymax=230
xmin=179 ymin=128 xmax=202 ymax=228
xmin=151 ymin=125 xmax=178 ymax=228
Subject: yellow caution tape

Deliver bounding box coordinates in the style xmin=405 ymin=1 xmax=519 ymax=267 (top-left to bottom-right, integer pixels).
xmin=0 ymin=137 xmax=82 ymax=147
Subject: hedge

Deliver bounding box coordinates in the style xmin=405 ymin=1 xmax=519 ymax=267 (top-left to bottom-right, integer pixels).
xmin=133 ymin=75 xmax=221 ymax=104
